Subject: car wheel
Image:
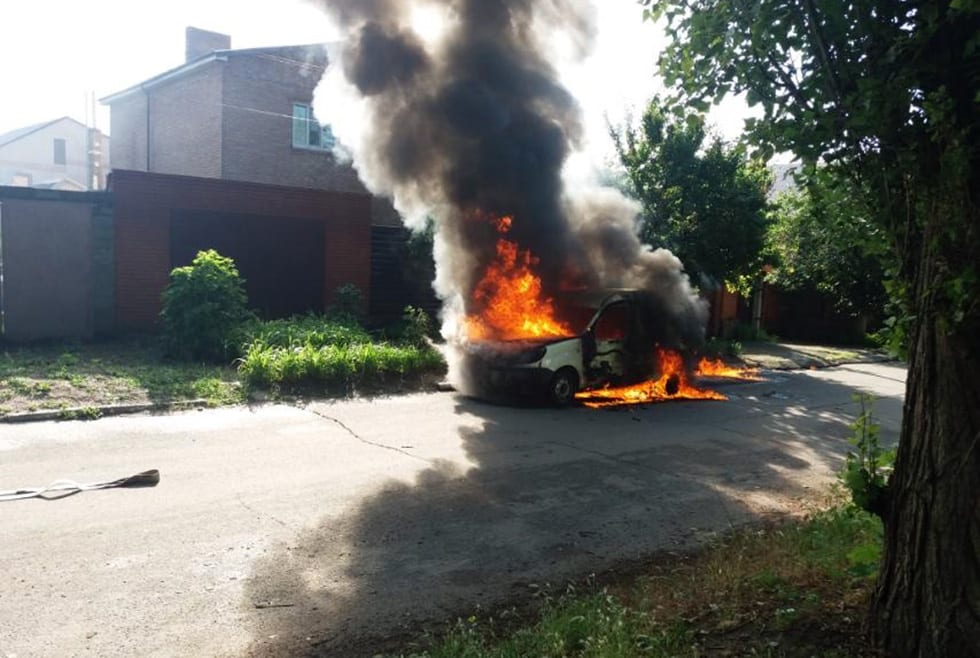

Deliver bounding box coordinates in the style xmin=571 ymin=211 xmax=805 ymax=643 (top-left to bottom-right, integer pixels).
xmin=549 ymin=368 xmax=579 ymax=407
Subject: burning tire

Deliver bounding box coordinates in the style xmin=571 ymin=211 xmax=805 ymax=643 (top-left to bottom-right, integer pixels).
xmin=549 ymin=367 xmax=579 ymax=407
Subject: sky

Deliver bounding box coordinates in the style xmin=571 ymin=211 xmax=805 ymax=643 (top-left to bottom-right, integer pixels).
xmin=0 ymin=0 xmax=750 ymax=165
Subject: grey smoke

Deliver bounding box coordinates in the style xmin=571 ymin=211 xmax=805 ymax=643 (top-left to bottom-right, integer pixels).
xmin=311 ymin=0 xmax=707 ymax=359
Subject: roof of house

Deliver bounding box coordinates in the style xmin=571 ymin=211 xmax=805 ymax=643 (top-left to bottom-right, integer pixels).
xmin=100 ymin=43 xmax=330 ymax=105
xmin=33 ymin=177 xmax=89 ymax=192
xmin=0 ymin=116 xmax=87 ymax=148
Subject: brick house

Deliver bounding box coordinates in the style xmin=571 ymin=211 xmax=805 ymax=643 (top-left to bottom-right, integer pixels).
xmin=101 ymin=28 xmax=368 ymax=200
xmin=96 ymin=28 xmax=429 ymax=329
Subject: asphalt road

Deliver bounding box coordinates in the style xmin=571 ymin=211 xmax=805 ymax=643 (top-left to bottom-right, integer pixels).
xmin=0 ymin=361 xmax=906 ymax=657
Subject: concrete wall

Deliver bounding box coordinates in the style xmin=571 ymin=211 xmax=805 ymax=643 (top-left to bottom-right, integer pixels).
xmin=0 ymin=188 xmax=113 ymax=341
xmin=0 ymin=118 xmax=96 ymax=189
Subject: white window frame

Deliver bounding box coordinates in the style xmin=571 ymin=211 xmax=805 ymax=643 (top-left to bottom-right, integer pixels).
xmin=291 ymin=102 xmax=335 ymax=151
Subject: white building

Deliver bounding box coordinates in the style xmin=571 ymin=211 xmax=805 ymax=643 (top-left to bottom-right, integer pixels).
xmin=0 ymin=117 xmax=109 ymax=190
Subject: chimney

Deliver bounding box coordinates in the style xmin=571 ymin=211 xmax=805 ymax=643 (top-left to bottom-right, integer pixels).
xmin=185 ymin=26 xmax=231 ymax=62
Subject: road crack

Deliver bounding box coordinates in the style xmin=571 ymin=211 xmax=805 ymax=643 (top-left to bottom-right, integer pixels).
xmin=307 ymin=408 xmax=432 ymax=464
xmin=236 ymin=494 xmax=288 ymax=527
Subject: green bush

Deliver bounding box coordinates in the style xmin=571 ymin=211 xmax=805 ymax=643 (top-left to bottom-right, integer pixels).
xmin=399 ymin=305 xmax=436 ymax=347
xmin=160 ymin=250 xmax=253 ymax=362
xmin=327 ymin=283 xmax=366 ymax=324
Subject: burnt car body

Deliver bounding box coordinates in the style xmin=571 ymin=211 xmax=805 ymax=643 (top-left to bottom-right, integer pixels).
xmin=462 ymin=289 xmax=679 ymax=406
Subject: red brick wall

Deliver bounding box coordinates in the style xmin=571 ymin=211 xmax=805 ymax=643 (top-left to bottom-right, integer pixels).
xmin=111 ymin=169 xmax=371 ymax=331
xmin=703 ymin=286 xmax=742 ymax=338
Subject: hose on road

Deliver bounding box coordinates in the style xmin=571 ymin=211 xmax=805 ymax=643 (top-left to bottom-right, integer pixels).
xmin=0 ymin=469 xmax=160 ymax=501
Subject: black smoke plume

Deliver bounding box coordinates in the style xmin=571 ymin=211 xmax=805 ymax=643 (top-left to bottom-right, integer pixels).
xmin=310 ymin=0 xmax=707 ymax=383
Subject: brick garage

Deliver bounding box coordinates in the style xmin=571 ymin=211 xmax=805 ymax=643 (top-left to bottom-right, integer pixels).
xmin=110 ymin=169 xmax=371 ymax=331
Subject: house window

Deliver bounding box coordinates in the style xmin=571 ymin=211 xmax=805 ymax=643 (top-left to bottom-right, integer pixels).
xmin=53 ymin=138 xmax=66 ymax=165
xmin=292 ymin=103 xmax=335 ymax=150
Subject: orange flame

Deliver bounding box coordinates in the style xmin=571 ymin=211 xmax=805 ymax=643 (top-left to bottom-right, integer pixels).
xmin=575 ymin=349 xmax=728 ymax=408
xmin=695 ymin=357 xmax=762 ymax=380
xmin=465 ymin=216 xmax=574 ymax=341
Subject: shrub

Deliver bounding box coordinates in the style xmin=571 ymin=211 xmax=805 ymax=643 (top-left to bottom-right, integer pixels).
xmin=160 ymin=250 xmax=253 ymax=362
xmin=327 ymin=283 xmax=366 ymax=324
xmin=399 ymin=305 xmax=435 ymax=347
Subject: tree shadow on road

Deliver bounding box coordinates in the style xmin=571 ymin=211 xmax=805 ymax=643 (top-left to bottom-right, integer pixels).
xmin=240 ymin=364 xmax=904 ymax=657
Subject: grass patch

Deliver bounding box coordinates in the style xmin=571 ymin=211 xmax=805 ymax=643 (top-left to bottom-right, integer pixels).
xmin=236 ymin=314 xmax=446 ymax=395
xmin=57 ymin=406 xmax=103 ymax=421
xmin=242 ymin=314 xmax=372 ymax=349
xmin=0 ymin=315 xmax=447 ymax=416
xmin=238 ymin=340 xmax=445 ymax=392
xmin=0 ymin=339 xmax=243 ymax=414
xmin=394 ymin=502 xmax=882 ymax=658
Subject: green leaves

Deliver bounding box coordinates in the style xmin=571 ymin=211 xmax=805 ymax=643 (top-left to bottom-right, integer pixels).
xmin=160 ymin=250 xmax=254 ymax=362
xmin=839 ymin=394 xmax=894 ymax=518
xmin=611 ymin=97 xmax=771 ymax=286
xmin=764 ymin=166 xmax=891 ymax=318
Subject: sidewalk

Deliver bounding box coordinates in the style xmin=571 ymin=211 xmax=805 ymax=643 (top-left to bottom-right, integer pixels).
xmin=738 ymin=342 xmax=896 ymax=370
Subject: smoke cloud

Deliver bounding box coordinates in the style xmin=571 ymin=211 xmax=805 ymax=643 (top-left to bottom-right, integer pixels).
xmin=310 ymin=0 xmax=707 ymax=375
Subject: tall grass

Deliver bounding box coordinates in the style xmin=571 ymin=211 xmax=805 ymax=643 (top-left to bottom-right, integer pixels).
xmin=237 ymin=315 xmax=444 ymax=391
xmin=241 ymin=314 xmax=372 ymax=351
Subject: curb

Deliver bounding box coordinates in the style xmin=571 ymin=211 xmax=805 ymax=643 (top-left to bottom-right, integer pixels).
xmin=738 ymin=354 xmax=896 ymax=371
xmin=0 ymin=399 xmax=211 ymax=424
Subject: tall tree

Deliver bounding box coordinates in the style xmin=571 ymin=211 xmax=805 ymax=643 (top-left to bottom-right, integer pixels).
xmin=766 ymin=167 xmax=891 ymax=331
xmin=612 ymin=101 xmax=771 ymax=287
xmin=640 ymin=0 xmax=980 ymax=655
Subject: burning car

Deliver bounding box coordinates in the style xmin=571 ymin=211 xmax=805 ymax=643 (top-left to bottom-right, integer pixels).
xmin=461 ymin=289 xmax=692 ymax=406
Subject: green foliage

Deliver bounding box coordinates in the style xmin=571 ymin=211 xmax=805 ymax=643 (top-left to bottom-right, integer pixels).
xmin=327 ymin=283 xmax=366 ymax=324
xmin=641 ymin=9 xmax=980 ymax=646
xmin=243 ymin=313 xmax=371 ymax=350
xmin=401 ymin=590 xmax=687 ymax=658
xmin=395 ymin=502 xmax=882 ymax=657
xmin=399 ymin=305 xmax=436 ymax=347
xmin=840 ymin=395 xmax=895 ymax=517
xmin=640 ymin=0 xmax=980 ymax=333
xmin=56 ymin=406 xmax=103 ymax=421
xmin=237 ymin=340 xmax=445 ymax=391
xmin=765 ymin=167 xmax=891 ymax=317
xmin=611 ymin=99 xmax=772 ymax=286
xmin=160 ymin=250 xmax=253 ymax=362
xmin=704 ymin=337 xmax=742 ymax=358
xmin=875 ymin=277 xmax=912 ymax=360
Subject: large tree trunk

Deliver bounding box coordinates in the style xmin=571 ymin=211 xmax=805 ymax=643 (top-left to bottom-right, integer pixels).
xmin=870 ymin=197 xmax=980 ymax=655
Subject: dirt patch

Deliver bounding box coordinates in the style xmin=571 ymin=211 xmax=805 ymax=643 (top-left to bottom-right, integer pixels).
xmin=0 ymin=339 xmax=242 ymax=417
